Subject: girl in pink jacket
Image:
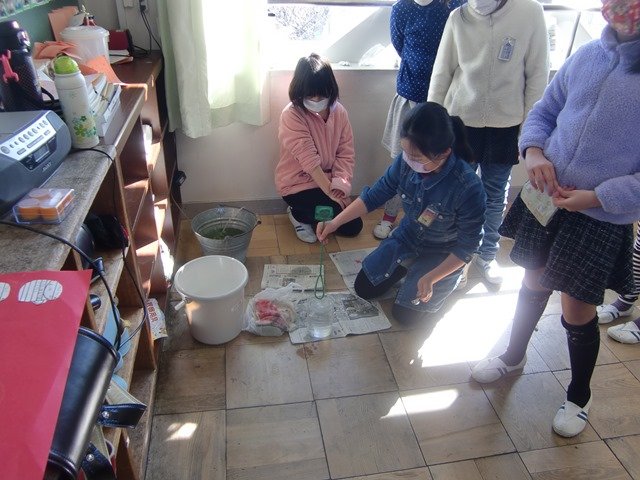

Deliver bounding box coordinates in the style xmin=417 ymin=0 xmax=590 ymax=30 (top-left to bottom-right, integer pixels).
xmin=276 ymin=54 xmax=363 ymax=243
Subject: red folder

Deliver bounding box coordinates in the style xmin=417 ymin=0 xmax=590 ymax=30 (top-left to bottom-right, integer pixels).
xmin=0 ymin=269 xmax=92 ymax=479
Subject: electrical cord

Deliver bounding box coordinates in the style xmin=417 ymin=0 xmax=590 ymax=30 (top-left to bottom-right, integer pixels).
xmin=0 ymin=219 xmax=123 ymax=351
xmin=141 ymin=9 xmax=163 ymax=53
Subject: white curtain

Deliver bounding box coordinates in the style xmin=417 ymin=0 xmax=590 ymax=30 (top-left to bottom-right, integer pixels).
xmin=157 ymin=0 xmax=269 ymax=138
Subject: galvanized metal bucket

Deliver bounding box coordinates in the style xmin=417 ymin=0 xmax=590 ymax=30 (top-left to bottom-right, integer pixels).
xmin=191 ymin=206 xmax=260 ymax=263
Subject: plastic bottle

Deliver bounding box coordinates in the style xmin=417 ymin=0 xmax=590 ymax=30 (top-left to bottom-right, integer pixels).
xmin=53 ymin=55 xmax=99 ymax=149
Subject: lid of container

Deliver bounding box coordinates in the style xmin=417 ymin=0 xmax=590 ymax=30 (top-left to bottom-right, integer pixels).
xmin=0 ymin=20 xmax=31 ymax=51
xmin=60 ymin=26 xmax=109 ymax=39
xmin=53 ymin=55 xmax=80 ymax=75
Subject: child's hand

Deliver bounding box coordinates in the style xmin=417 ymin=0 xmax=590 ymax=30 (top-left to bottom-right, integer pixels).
xmin=552 ymin=187 xmax=600 ymax=211
xmin=415 ymin=275 xmax=435 ymax=304
xmin=524 ymin=147 xmax=559 ymax=195
xmin=316 ymin=220 xmax=337 ymax=243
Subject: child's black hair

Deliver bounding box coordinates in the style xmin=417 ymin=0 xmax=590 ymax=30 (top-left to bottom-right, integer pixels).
xmin=288 ymin=53 xmax=339 ymax=111
xmin=400 ymin=102 xmax=475 ymax=163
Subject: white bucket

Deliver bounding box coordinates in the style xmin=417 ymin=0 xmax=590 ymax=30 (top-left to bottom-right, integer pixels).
xmin=60 ymin=26 xmax=109 ymax=64
xmin=174 ymin=255 xmax=248 ymax=345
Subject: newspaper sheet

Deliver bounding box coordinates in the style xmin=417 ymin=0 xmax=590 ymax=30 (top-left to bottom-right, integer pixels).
xmin=332 ymin=248 xmax=396 ymax=300
xmin=329 ymin=248 xmax=375 ymax=276
xmin=289 ymin=291 xmax=391 ymax=344
xmin=261 ymin=264 xmax=322 ymax=290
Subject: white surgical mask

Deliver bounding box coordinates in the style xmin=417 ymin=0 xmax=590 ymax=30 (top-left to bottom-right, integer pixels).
xmin=402 ymin=151 xmax=445 ymax=174
xmin=303 ymin=97 xmax=329 ymax=113
xmin=413 ymin=0 xmax=433 ymax=6
xmin=469 ymin=0 xmax=500 ymax=16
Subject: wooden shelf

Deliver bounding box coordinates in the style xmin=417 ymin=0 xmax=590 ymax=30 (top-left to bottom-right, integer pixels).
xmin=136 ymin=240 xmax=159 ymax=295
xmin=124 ymin=179 xmax=150 ymax=233
xmin=90 ymin=248 xmax=126 ymax=334
xmin=103 ymin=307 xmax=144 ymax=451
xmin=0 ymin=52 xmax=178 ymax=480
xmin=127 ymin=367 xmax=158 ymax=479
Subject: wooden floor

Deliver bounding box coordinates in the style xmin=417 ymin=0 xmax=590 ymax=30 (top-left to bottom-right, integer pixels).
xmin=145 ymin=210 xmax=640 ymax=480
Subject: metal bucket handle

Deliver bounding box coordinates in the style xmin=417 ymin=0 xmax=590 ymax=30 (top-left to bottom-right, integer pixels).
xmin=216 ymin=204 xmax=261 ymax=238
xmin=174 ymin=294 xmax=192 ymax=311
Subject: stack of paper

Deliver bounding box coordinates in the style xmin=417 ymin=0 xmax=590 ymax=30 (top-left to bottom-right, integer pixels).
xmin=86 ymin=73 xmax=121 ymax=136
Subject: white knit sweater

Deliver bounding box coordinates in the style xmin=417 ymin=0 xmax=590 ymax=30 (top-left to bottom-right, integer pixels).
xmin=428 ymin=0 xmax=549 ymax=128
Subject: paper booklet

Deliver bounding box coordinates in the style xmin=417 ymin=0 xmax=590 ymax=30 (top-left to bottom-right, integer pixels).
xmin=288 ymin=291 xmax=391 ymax=344
xmin=520 ymin=180 xmax=558 ymax=226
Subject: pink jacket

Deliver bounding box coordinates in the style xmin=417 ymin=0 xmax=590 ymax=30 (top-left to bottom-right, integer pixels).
xmin=275 ymin=101 xmax=355 ymax=197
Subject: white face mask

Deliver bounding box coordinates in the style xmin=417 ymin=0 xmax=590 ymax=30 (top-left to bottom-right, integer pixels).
xmin=402 ymin=151 xmax=444 ymax=174
xmin=413 ymin=0 xmax=433 ymax=6
xmin=303 ymin=98 xmax=329 ymax=113
xmin=469 ymin=0 xmax=500 ymax=16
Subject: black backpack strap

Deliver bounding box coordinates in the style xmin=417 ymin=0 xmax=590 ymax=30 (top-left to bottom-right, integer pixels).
xmin=98 ymin=380 xmax=147 ymax=428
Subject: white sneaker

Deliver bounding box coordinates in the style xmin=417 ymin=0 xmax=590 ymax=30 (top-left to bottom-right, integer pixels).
xmin=553 ymin=396 xmax=592 ymax=438
xmin=597 ymin=303 xmax=634 ymax=324
xmin=475 ymin=257 xmax=503 ymax=285
xmin=287 ymin=207 xmax=317 ymax=243
xmin=471 ymin=355 xmax=527 ymax=383
xmin=373 ymin=220 xmax=393 ymax=240
xmin=607 ymin=320 xmax=640 ymax=344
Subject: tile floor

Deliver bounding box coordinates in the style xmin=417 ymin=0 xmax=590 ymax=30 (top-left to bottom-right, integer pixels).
xmin=145 ymin=210 xmax=640 ymax=480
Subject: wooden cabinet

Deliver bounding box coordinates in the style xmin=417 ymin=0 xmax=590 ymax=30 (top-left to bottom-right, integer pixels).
xmin=0 ymin=53 xmax=177 ymax=480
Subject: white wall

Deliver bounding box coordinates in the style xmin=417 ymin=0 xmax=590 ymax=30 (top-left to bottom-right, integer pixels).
xmin=176 ymin=68 xmax=398 ymax=204
xmin=83 ymin=0 xmax=160 ymax=51
xmin=86 ymin=0 xmax=528 ymax=205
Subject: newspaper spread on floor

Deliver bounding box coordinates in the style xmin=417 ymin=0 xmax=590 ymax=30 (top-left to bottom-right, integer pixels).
xmin=261 ymin=264 xmax=322 ymax=290
xmin=288 ymin=291 xmax=391 ymax=344
xmin=329 ymin=247 xmax=375 ymax=276
xmin=329 ymin=248 xmax=396 ymax=300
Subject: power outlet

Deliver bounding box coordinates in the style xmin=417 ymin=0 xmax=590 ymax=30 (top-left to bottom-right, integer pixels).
xmin=139 ymin=0 xmax=147 ymax=12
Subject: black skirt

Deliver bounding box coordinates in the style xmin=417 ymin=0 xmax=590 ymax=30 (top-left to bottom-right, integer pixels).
xmin=499 ymin=195 xmax=634 ymax=305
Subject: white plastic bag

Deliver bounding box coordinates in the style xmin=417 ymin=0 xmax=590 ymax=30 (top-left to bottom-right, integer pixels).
xmin=243 ymin=283 xmax=300 ymax=336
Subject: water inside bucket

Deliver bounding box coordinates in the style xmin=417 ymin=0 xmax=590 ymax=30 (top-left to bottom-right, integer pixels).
xmin=191 ymin=207 xmax=259 ymax=263
xmin=198 ymin=226 xmax=245 ymax=240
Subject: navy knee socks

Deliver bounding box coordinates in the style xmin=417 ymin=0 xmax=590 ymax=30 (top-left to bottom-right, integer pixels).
xmin=562 ymin=315 xmax=599 ymax=408
xmin=500 ymin=285 xmax=552 ymax=366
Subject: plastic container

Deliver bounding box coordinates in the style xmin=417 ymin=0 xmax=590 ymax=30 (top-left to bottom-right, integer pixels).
xmin=53 ymin=56 xmax=99 ymax=149
xmin=306 ymin=297 xmax=334 ymax=339
xmin=0 ymin=20 xmax=44 ymax=111
xmin=13 ymin=188 xmax=75 ymax=224
xmin=174 ymin=255 xmax=249 ymax=345
xmin=191 ymin=206 xmax=260 ymax=263
xmin=60 ymin=26 xmax=109 ymax=64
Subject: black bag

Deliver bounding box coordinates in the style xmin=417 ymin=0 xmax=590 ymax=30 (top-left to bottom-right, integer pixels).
xmin=46 ymin=328 xmax=118 ymax=480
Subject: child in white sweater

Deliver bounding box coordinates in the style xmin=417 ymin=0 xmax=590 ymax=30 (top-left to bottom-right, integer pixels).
xmin=428 ymin=0 xmax=549 ymax=286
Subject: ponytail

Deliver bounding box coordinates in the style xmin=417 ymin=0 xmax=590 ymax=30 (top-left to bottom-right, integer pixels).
xmin=400 ymin=102 xmax=474 ymax=163
xmin=450 ymin=116 xmax=475 ymax=163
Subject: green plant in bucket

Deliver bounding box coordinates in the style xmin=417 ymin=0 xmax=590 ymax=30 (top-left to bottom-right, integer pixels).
xmin=199 ymin=225 xmax=245 ymax=240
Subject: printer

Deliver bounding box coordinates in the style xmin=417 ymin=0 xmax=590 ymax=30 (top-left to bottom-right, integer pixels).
xmin=0 ymin=110 xmax=72 ymax=215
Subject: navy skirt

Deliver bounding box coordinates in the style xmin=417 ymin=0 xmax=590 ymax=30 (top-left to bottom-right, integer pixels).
xmin=499 ymin=195 xmax=634 ymax=305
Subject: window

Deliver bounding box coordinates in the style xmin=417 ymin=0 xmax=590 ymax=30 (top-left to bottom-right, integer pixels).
xmin=265 ymin=1 xmax=607 ymax=71
xmin=265 ymin=3 xmax=392 ymax=69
